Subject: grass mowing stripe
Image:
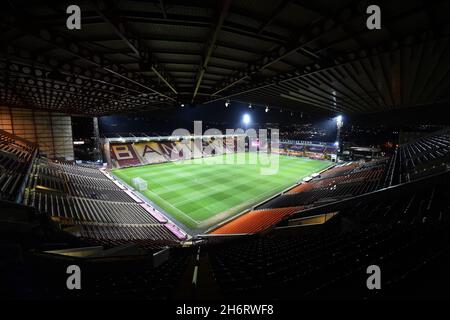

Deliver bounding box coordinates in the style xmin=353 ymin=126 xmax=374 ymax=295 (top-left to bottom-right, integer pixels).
xmin=111 ymin=154 xmax=331 ymax=229
xmin=142 ymin=188 xmax=200 ymax=225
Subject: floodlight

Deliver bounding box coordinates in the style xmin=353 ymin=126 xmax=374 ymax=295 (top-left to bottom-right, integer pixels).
xmin=242 ymin=113 xmax=251 ymax=126
xmin=335 ymin=115 xmax=343 ymax=128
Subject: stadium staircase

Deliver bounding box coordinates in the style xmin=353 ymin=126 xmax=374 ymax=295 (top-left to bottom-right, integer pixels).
xmin=173 ymin=247 xmax=224 ymax=300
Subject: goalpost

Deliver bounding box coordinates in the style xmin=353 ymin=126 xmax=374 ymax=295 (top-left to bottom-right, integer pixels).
xmin=131 ymin=177 xmax=147 ymax=191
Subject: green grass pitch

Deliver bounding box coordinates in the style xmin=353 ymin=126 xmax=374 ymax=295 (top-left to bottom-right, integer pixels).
xmin=111 ymin=153 xmax=331 ymax=230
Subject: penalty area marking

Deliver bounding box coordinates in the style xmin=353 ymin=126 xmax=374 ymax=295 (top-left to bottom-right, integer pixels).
xmin=111 ymin=170 xmax=200 ymax=225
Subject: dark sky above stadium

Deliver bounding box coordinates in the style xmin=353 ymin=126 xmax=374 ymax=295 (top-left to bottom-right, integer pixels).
xmin=97 ymin=100 xmax=322 ymax=136
xmin=96 ymin=101 xmax=448 ymax=136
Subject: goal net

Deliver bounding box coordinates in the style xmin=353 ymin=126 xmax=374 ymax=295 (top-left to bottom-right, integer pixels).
xmin=131 ymin=177 xmax=147 ymax=191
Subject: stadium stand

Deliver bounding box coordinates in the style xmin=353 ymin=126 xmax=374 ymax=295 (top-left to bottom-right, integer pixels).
xmin=380 ymin=128 xmax=450 ymax=187
xmin=133 ymin=141 xmax=176 ymax=164
xmin=210 ymin=159 xmax=388 ymax=234
xmin=211 ymin=207 xmax=302 ymax=235
xmin=110 ymin=143 xmax=142 ymax=167
xmin=207 ymin=171 xmax=450 ymax=299
xmin=25 ymin=159 xmax=126 ymax=197
xmin=0 ymin=129 xmax=37 ymax=202
xmin=3 ymin=127 xmax=448 ymax=243
xmin=0 ymin=128 xmax=449 ymax=300
xmin=78 ymin=224 xmax=180 ymax=250
xmin=209 ymin=130 xmax=449 ymax=235
xmin=109 ymin=136 xmax=240 ymax=168
xmin=31 ymin=195 xmax=161 ymax=225
xmin=272 ymin=141 xmax=337 ymax=161
xmin=8 ymin=248 xmax=190 ymax=300
xmin=0 ymin=133 xmax=187 ymax=248
xmin=397 ymin=129 xmax=450 ymax=183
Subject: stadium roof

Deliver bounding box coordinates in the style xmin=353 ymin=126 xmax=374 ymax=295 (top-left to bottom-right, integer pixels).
xmin=1 ymin=0 xmax=450 ymax=116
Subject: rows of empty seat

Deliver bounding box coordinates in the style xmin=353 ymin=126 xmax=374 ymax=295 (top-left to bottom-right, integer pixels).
xmin=260 ymin=161 xmax=385 ymax=208
xmin=21 ymin=156 xmax=181 ymax=246
xmin=79 ymin=224 xmax=178 ymax=242
xmin=209 ymin=227 xmax=392 ymax=298
xmin=25 ymin=162 xmax=134 ymax=203
xmin=209 ymin=160 xmax=387 ymax=235
xmin=314 ymin=161 xmax=359 ymax=179
xmin=397 ymin=129 xmax=450 ymax=182
xmin=262 ymin=160 xmax=386 ymax=209
xmin=207 ymin=175 xmax=450 ymax=299
xmin=29 ymin=191 xmax=159 ymax=225
xmin=19 ymin=248 xmax=189 ymax=299
xmin=111 ymin=137 xmax=239 ymax=168
xmin=43 ymin=160 xmax=107 ymax=179
xmin=0 ymin=129 xmax=37 ymax=202
xmin=211 ymin=207 xmax=302 ymax=235
xmin=30 ymin=159 xmax=119 ymax=189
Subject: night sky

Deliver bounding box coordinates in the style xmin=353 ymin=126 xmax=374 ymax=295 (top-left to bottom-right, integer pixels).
xmin=97 ymin=100 xmax=335 ymax=136
xmin=67 ymin=100 xmax=450 ymax=140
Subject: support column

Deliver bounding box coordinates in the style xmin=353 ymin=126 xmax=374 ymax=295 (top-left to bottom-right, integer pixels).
xmin=92 ymin=117 xmax=103 ymax=162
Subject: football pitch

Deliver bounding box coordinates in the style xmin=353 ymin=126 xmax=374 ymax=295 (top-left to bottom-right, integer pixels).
xmin=111 ymin=153 xmax=331 ymax=230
